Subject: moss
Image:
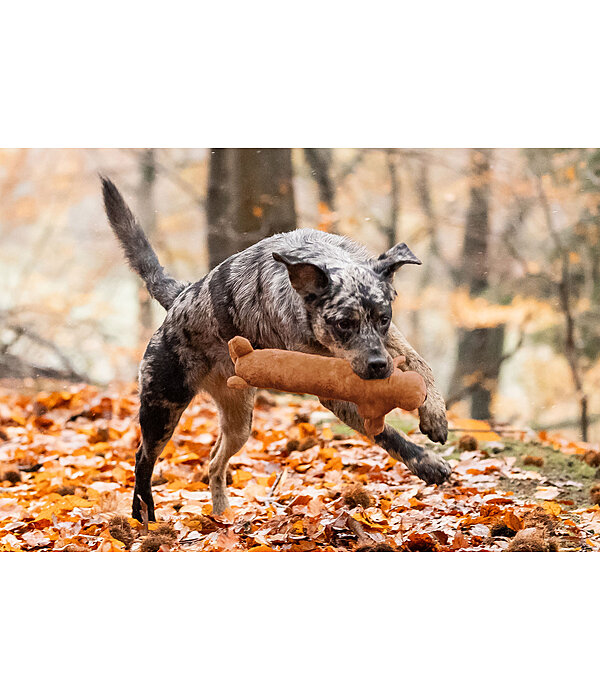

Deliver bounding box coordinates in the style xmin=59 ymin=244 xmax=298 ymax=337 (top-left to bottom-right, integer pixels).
xmin=385 ymin=415 xmax=420 ymax=435
xmin=497 ymin=438 xmax=596 ymax=481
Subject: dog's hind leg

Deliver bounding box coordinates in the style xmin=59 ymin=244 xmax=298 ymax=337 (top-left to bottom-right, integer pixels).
xmin=320 ymin=398 xmax=451 ymax=485
xmin=134 ymin=397 xmax=191 ymax=521
xmin=206 ymin=380 xmax=256 ymax=515
xmin=132 ymin=332 xmax=201 ymax=522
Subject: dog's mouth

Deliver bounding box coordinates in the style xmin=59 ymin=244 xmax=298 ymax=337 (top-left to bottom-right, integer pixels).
xmin=353 ymin=359 xmax=394 ymax=381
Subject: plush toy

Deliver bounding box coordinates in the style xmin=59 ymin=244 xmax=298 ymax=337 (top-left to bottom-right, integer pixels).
xmin=227 ymin=336 xmax=427 ymax=436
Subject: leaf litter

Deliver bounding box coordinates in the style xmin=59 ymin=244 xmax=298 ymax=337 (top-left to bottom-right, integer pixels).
xmin=1 ymin=384 xmax=600 ymax=552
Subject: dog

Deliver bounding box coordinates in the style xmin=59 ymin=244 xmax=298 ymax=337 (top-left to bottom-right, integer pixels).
xmin=101 ymin=177 xmax=451 ymax=521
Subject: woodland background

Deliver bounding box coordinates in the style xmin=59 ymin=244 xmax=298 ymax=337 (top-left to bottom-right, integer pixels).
xmin=1 ymin=148 xmax=599 ymax=441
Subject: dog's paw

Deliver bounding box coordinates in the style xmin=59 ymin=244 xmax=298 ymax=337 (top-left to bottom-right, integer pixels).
xmin=132 ymin=492 xmax=155 ymax=523
xmin=407 ymin=451 xmax=452 ymax=485
xmin=211 ymin=489 xmax=230 ymax=516
xmin=418 ymin=402 xmax=448 ymax=444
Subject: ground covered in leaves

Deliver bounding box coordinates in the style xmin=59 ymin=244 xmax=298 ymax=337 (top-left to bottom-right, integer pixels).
xmin=1 ymin=384 xmax=600 ymax=552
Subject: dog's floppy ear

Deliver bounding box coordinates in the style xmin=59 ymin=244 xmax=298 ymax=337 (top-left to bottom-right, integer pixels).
xmin=372 ymin=242 xmax=421 ymax=279
xmin=272 ymin=252 xmax=330 ymax=297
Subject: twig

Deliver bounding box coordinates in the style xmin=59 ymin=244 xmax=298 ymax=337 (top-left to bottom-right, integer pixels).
xmin=6 ymin=324 xmax=87 ymax=381
xmin=268 ymin=468 xmax=287 ymax=498
xmin=124 ymin=148 xmax=205 ymax=208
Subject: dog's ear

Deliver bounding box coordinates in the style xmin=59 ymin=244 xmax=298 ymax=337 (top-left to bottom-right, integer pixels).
xmin=272 ymin=252 xmax=330 ymax=297
xmin=372 ymin=242 xmax=421 ymax=279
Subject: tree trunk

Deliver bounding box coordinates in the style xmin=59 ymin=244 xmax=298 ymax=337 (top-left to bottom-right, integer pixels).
xmin=384 ymin=151 xmax=400 ymax=249
xmin=408 ymin=154 xmax=437 ymax=347
xmin=136 ymin=149 xmax=157 ymax=346
xmin=449 ymin=149 xmax=505 ymax=420
xmin=207 ymin=149 xmax=297 ymax=269
xmin=304 ymin=148 xmax=335 ymax=211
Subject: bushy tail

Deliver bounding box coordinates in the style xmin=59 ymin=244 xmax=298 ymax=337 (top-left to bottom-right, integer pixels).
xmin=101 ymin=176 xmax=186 ymax=310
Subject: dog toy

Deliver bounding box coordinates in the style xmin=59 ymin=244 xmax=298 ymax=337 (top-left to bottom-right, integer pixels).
xmin=226 ymin=336 xmax=426 ymax=436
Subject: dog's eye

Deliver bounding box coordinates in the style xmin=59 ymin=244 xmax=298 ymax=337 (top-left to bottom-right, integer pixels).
xmin=335 ymin=319 xmax=356 ymax=332
xmin=380 ymin=315 xmax=391 ymax=327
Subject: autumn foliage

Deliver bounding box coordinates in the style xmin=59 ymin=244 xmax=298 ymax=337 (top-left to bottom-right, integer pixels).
xmin=1 ymin=385 xmax=600 ymax=552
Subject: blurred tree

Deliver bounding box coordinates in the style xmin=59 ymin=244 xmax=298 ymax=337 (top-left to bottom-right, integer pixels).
xmin=383 ymin=150 xmax=400 ymax=249
xmin=448 ymin=149 xmax=505 ymax=419
xmin=136 ymin=148 xmax=156 ymax=346
xmin=304 ymin=148 xmax=335 ymax=211
xmin=524 ymin=148 xmax=593 ymax=439
xmin=407 ymin=152 xmax=439 ymax=348
xmin=206 ymin=149 xmax=296 ymax=268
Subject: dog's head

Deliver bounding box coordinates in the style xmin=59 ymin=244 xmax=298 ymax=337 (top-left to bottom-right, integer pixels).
xmin=273 ymin=242 xmax=421 ymax=379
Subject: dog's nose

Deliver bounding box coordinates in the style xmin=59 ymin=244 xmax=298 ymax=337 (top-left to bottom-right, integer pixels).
xmin=366 ymin=355 xmax=388 ymax=378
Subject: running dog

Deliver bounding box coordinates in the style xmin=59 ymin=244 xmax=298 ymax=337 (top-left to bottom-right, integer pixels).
xmin=101 ymin=177 xmax=451 ymax=521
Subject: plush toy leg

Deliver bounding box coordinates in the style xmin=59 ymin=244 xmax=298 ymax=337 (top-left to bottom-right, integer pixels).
xmin=227 ymin=375 xmax=250 ymax=390
xmin=363 ymin=416 xmax=385 ymax=437
xmin=228 ymin=336 xmax=254 ymax=361
xmin=392 ymin=354 xmax=407 ymax=369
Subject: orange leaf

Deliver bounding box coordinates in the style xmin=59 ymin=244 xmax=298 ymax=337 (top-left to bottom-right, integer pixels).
xmin=232 ymin=470 xmax=254 ymax=489
xmin=503 ymin=511 xmax=523 ymax=532
xmin=449 ymin=417 xmax=500 ymax=442
xmin=298 ymin=423 xmax=316 ymax=439
xmin=541 ymin=501 xmax=562 ymax=516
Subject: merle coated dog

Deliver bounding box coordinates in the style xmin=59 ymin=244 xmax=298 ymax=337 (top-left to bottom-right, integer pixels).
xmin=101 ymin=177 xmax=451 ymax=521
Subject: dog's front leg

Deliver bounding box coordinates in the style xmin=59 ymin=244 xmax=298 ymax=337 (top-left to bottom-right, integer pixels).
xmin=320 ymin=399 xmax=451 ymax=485
xmin=385 ymin=324 xmax=448 ymax=444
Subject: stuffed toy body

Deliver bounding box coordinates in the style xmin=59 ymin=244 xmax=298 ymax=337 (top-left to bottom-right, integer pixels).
xmin=227 ymin=336 xmax=427 ymax=436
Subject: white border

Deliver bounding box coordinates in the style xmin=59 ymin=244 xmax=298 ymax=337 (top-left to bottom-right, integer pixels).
xmin=2 ymin=2 xmax=599 ymax=695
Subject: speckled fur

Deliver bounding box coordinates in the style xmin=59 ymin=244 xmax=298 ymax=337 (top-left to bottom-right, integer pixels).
xmin=102 ymin=178 xmax=450 ymax=520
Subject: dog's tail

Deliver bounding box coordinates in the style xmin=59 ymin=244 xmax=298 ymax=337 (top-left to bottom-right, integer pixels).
xmin=101 ymin=176 xmax=186 ymax=310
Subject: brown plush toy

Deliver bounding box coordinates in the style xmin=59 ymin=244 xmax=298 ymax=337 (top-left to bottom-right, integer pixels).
xmin=226 ymin=336 xmax=427 ymax=436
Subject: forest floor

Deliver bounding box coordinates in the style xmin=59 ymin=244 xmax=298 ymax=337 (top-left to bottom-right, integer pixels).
xmin=1 ymin=383 xmax=599 ymax=552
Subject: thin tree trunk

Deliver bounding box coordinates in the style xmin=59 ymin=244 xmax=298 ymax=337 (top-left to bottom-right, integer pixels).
xmin=304 ymin=148 xmax=335 ymax=211
xmin=536 ymin=175 xmax=589 ymax=440
xmin=384 ymin=151 xmax=400 ymax=249
xmin=558 ymin=255 xmax=589 ymax=440
xmin=408 ymin=154 xmax=436 ymax=346
xmin=136 ymin=149 xmax=157 ymax=346
xmin=449 ymin=149 xmax=504 ymax=420
xmin=207 ymin=149 xmax=296 ymax=269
